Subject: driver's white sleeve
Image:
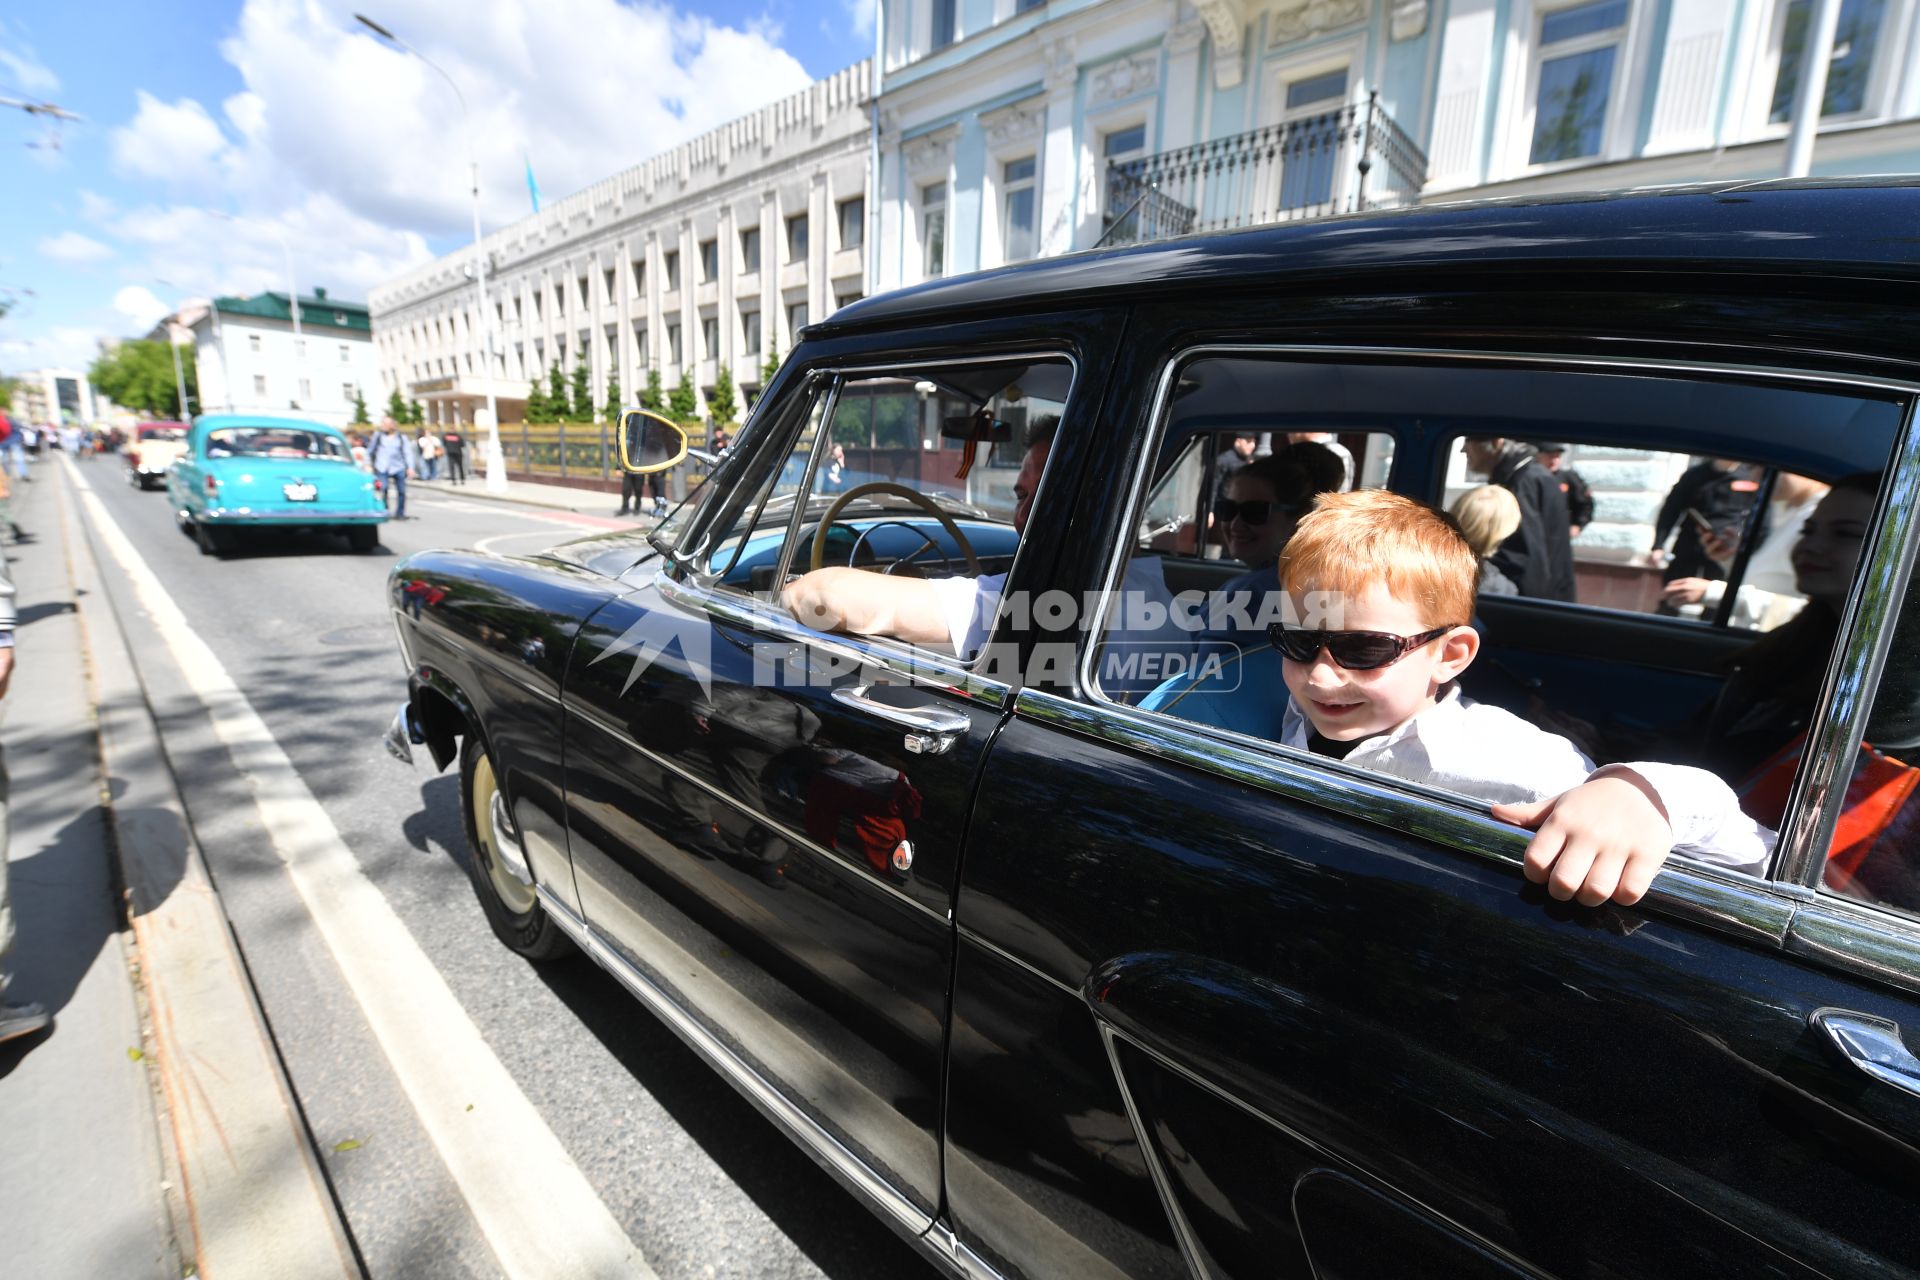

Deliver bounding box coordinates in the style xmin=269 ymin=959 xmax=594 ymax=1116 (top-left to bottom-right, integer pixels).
xmin=928 ymin=573 xmax=1005 ymax=657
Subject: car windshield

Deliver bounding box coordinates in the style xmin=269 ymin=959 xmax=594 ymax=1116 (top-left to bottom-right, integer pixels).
xmin=204 ymin=428 xmax=350 ymax=461
xmin=141 ymin=427 xmax=186 ymax=443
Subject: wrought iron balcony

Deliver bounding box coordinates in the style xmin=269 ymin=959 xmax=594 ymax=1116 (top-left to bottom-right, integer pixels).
xmin=1100 ymin=91 xmax=1428 ymax=247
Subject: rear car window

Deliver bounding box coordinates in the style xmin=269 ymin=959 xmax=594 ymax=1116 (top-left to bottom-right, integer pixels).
xmin=205 ymin=427 xmax=350 ymax=461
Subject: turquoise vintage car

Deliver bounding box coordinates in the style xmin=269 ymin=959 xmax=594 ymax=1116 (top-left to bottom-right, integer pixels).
xmin=168 ymin=415 xmax=386 ymax=556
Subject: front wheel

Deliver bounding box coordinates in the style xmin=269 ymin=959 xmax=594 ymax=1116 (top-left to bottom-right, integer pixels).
xmin=459 ymin=735 xmax=573 ymax=961
xmin=195 ymin=521 xmax=234 ymax=557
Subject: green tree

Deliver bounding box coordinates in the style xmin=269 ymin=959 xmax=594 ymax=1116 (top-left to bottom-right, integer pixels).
xmin=708 ymin=363 xmax=738 ymax=428
xmin=602 ymin=373 xmax=621 ymax=426
xmin=0 ymin=377 xmax=16 ymax=411
xmin=409 ymin=399 xmax=426 ymax=426
xmin=760 ymin=344 xmax=781 ymax=387
xmin=350 ymin=389 xmax=370 ymax=425
xmin=89 ymin=340 xmax=198 ymax=417
xmin=387 ymin=388 xmax=409 ymax=423
xmin=569 ymin=358 xmax=593 ymax=422
xmin=669 ymin=369 xmax=700 ymax=425
xmin=640 ymin=366 xmax=665 ymax=414
xmin=525 ymin=378 xmax=549 ymax=423
xmin=547 ymin=364 xmax=568 ymax=423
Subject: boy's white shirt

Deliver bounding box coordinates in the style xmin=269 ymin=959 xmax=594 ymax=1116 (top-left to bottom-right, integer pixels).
xmin=1279 ymin=685 xmax=1776 ymax=875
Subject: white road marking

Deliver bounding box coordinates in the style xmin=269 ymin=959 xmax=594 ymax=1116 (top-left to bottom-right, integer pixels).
xmin=66 ymin=459 xmax=657 ymax=1280
xmin=475 ymin=529 xmax=572 ymax=555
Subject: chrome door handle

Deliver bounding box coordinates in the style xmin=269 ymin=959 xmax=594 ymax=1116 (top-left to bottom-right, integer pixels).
xmin=831 ymin=685 xmax=970 ymax=754
xmin=1811 ymin=1008 xmax=1920 ymax=1099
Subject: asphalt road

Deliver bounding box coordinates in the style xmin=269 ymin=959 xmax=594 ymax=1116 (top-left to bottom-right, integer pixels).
xmin=74 ymin=459 xmax=932 ymax=1280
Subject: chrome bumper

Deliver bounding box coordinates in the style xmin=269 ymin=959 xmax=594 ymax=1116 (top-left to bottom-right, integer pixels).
xmin=384 ymin=700 xmax=422 ymax=765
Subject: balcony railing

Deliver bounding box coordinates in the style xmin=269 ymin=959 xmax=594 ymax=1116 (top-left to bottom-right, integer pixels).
xmin=1100 ymin=91 xmax=1428 ymax=248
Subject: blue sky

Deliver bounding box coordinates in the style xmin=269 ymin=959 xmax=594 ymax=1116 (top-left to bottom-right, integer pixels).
xmin=1 ymin=0 xmax=875 ymax=378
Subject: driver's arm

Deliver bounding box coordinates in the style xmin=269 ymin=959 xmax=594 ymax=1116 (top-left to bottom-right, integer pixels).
xmin=782 ymin=567 xmax=954 ymax=646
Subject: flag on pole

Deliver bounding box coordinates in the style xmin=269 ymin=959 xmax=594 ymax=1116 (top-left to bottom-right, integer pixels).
xmin=524 ymin=155 xmax=541 ymax=213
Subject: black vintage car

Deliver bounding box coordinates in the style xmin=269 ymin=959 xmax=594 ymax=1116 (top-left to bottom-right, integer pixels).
xmin=386 ymin=178 xmax=1920 ymax=1279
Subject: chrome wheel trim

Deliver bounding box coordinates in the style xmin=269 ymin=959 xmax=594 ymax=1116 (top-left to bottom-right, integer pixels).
xmin=471 ymin=753 xmax=536 ymax=915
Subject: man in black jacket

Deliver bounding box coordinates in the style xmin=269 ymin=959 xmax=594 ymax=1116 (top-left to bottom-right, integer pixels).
xmin=1463 ymin=438 xmax=1576 ymax=601
xmin=1534 ymin=442 xmax=1594 ymax=537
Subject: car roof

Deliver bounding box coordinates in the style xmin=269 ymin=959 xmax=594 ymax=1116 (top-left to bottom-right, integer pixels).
xmin=813 ymin=179 xmax=1920 ymax=335
xmin=190 ymin=414 xmax=347 ymax=446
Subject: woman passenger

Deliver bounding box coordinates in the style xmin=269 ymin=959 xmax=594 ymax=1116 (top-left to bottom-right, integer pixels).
xmin=1451 ymin=485 xmax=1524 ymax=597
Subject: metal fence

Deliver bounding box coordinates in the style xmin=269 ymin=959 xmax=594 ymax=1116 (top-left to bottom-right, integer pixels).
xmin=1101 ymin=91 xmax=1428 ymax=248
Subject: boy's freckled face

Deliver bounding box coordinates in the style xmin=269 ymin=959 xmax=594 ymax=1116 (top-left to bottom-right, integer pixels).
xmin=1281 ymin=582 xmax=1467 ymax=741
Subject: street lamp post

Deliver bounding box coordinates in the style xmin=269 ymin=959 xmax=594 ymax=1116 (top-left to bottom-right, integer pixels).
xmin=154 ymin=280 xmax=193 ymax=421
xmin=357 ymin=13 xmax=508 ymax=494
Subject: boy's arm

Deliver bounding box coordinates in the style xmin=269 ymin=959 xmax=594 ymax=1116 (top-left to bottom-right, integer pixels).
xmin=1495 ymin=762 xmax=1775 ymax=907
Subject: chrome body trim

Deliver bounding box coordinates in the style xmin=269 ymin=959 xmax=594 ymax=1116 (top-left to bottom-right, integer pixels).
xmin=534 ymin=887 xmax=939 ymax=1241
xmin=1097 ymin=1023 xmax=1218 ymax=1280
xmin=1787 ymin=895 xmax=1920 ymax=1001
xmin=1016 ymin=687 xmax=1797 ymax=949
xmin=382 ymin=701 xmax=415 ymax=765
xmin=955 ymin=923 xmax=1083 ymax=999
xmin=1778 ymin=398 xmax=1920 ymax=887
xmin=656 ymin=569 xmax=1011 ymax=709
xmin=564 ymin=695 xmax=952 ymax=928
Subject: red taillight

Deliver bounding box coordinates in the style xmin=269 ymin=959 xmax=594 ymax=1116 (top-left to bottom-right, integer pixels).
xmin=204 ymin=474 xmax=219 ymax=495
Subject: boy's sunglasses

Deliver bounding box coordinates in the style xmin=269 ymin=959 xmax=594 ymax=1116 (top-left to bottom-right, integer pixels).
xmin=1213 ymin=498 xmax=1297 ymax=526
xmin=1267 ymin=623 xmax=1458 ymax=671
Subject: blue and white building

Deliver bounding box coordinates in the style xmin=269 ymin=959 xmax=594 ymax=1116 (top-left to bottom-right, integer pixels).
xmin=869 ymin=0 xmax=1920 ymax=289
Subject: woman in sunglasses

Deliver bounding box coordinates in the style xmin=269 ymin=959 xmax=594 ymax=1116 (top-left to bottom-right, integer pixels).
xmin=1207 ymin=456 xmax=1319 ymax=638
xmin=1271 ymin=490 xmax=1773 ymax=907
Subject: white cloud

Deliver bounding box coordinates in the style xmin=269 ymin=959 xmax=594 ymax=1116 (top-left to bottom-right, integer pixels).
xmin=0 ymin=36 xmax=60 ymax=95
xmin=112 ymin=285 xmax=170 ymax=330
xmin=1 ymin=326 xmax=106 ymax=374
xmin=78 ymin=190 xmax=117 ymax=224
xmin=840 ymin=0 xmax=877 ymax=41
xmin=38 ymin=231 xmax=113 ymax=264
xmin=110 ymin=91 xmax=231 ymax=187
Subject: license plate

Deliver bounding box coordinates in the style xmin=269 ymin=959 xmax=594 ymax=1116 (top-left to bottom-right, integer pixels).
xmin=283 ymin=483 xmax=317 ymax=502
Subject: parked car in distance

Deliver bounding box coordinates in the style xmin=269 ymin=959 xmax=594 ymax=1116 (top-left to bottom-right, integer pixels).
xmin=169 ymin=414 xmax=385 ymax=556
xmin=383 ymin=179 xmax=1920 ymax=1279
xmin=126 ymin=420 xmax=189 ymax=489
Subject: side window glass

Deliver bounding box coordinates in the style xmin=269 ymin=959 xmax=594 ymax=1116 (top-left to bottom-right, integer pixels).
xmin=705 ymin=390 xmax=830 ymax=593
xmin=1103 ymin=352 xmax=1903 ymax=887
xmin=712 ymin=356 xmax=1074 ymax=662
xmin=1819 ymin=517 xmax=1920 ymax=918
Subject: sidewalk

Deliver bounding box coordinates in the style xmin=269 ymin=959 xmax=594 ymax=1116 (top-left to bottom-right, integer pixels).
xmin=0 ymin=461 xmax=360 ymax=1279
xmin=0 ymin=468 xmax=180 ymax=1278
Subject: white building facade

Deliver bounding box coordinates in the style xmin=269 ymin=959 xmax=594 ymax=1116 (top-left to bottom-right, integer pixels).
xmin=370 ymin=62 xmax=874 ymax=432
xmin=188 ymin=289 xmax=379 ymax=430
xmin=870 ymin=0 xmax=1920 ymax=290
xmin=11 ymin=367 xmax=101 ymax=426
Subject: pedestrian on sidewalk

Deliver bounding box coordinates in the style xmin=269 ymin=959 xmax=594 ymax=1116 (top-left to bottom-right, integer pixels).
xmin=443 ymin=430 xmax=467 ymax=485
xmin=368 ymin=417 xmax=420 ymax=520
xmin=617 ymin=466 xmax=646 ymax=518
xmin=416 ymin=427 xmax=443 ymax=482
xmin=0 ymin=553 xmax=46 ymax=1047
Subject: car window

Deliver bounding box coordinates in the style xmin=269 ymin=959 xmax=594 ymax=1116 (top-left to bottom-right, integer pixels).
xmin=205 ymin=427 xmax=350 ymax=461
xmin=702 ymin=355 xmax=1073 ymax=660
xmin=1093 ymin=351 xmax=1907 ymax=882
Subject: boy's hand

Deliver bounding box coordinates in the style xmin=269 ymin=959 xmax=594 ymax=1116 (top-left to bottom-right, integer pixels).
xmin=1493 ymin=768 xmax=1674 ymax=906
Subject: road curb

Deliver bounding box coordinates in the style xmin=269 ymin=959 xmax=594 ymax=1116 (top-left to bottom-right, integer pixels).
xmin=59 ymin=458 xmax=363 ymax=1280
xmin=411 ymin=478 xmax=611 ymax=515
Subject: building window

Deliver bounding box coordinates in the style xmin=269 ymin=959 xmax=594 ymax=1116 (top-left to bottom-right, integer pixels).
xmin=295 ymin=338 xmax=306 ymax=358
xmin=741 ymin=307 xmax=761 ymax=355
xmin=1002 ymin=156 xmax=1037 ymax=262
xmin=701 ymin=315 xmax=719 ymax=357
xmin=1016 ymin=0 xmax=1044 ymax=10
xmin=249 ymin=333 xmax=262 ymax=354
xmin=253 ymin=374 xmax=267 ymax=395
xmin=576 ymin=276 xmax=589 ymax=314
xmin=604 ymin=267 xmax=616 ymax=301
xmin=931 ymin=0 xmax=956 ymax=49
xmin=634 ymin=323 xmax=648 ymax=365
xmin=836 ymin=291 xmax=863 ymax=310
xmin=740 ymin=227 xmax=761 ymax=273
xmin=837 ymin=196 xmax=865 ymax=251
xmin=1769 ymin=0 xmax=1886 ymax=123
xmin=664 ymin=250 xmax=680 ymax=291
xmin=338 ymin=343 xmax=351 ymax=363
xmin=1528 ymin=0 xmax=1629 ymax=165
xmin=786 ymin=212 xmax=808 ymax=262
xmin=788 ymin=301 xmax=808 ymax=336
xmin=533 ymin=291 xmax=543 ymax=319
xmin=342 ymin=382 xmax=356 ymax=402
xmin=921 ymin=181 xmax=948 ymax=278
xmin=699 ymin=238 xmax=719 ymax=282
xmin=667 ymin=322 xmax=682 ymax=366
xmin=1278 ymin=68 xmax=1348 ymax=209
xmin=631 ymin=258 xmax=645 ymax=295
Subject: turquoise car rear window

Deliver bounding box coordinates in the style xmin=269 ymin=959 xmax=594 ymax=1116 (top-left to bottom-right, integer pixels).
xmin=206 ymin=428 xmax=350 ymax=461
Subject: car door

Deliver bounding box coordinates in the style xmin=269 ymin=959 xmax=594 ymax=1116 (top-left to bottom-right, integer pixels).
xmin=942 ymin=312 xmax=1920 ymax=1278
xmin=558 ymin=310 xmax=1124 ymax=1235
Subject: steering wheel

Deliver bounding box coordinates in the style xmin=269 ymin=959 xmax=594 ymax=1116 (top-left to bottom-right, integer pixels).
xmin=807 ymin=481 xmax=981 ymax=576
